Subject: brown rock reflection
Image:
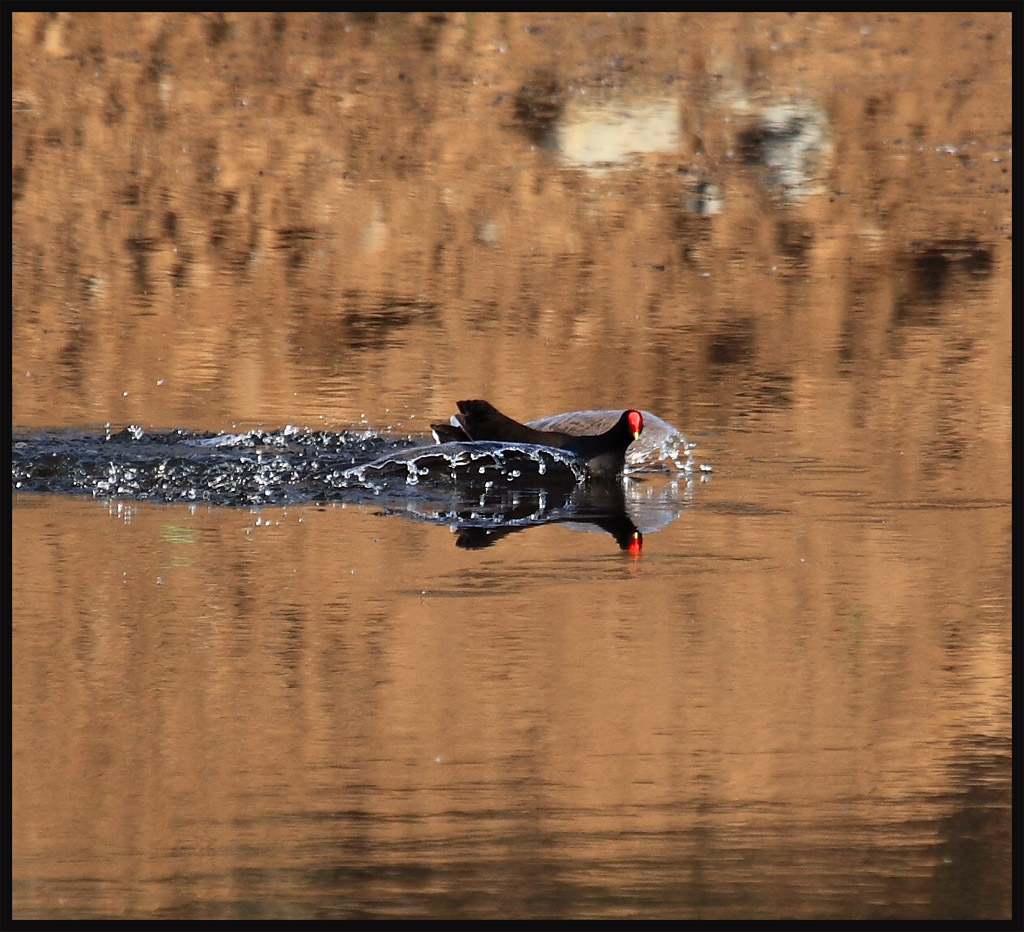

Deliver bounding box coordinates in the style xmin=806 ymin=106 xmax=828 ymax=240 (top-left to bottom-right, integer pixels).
xmin=12 ymin=12 xmax=1011 ymax=437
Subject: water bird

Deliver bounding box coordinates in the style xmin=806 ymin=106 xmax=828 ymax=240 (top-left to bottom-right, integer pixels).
xmin=431 ymin=400 xmax=644 ymax=479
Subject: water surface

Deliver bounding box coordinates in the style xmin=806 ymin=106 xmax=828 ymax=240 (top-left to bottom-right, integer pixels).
xmin=12 ymin=11 xmax=1011 ymax=920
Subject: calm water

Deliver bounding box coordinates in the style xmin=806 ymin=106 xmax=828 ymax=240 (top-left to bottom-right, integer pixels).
xmin=12 ymin=12 xmax=1011 ymax=920
xmin=11 ymin=417 xmax=1010 ymax=919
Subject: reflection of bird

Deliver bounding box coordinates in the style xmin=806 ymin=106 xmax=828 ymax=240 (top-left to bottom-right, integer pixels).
xmin=431 ymin=400 xmax=643 ymax=479
xmin=455 ymin=522 xmax=641 ymax=554
xmin=444 ymin=457 xmax=644 ymax=555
